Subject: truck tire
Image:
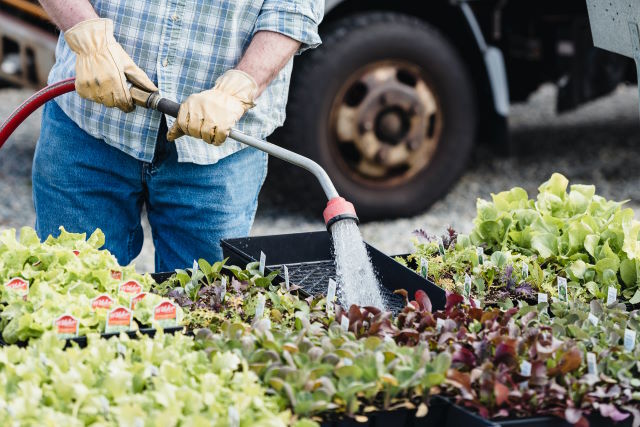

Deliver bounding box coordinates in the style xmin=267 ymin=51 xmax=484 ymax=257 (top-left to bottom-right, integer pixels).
xmin=278 ymin=11 xmax=477 ymax=220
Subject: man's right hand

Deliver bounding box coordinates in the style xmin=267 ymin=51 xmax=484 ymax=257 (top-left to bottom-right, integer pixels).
xmin=64 ymin=18 xmax=157 ymax=112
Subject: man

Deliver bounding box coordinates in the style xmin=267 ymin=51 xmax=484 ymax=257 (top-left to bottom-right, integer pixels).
xmin=34 ymin=0 xmax=323 ymax=271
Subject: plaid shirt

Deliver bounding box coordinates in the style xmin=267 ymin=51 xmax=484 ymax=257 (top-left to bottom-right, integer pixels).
xmin=49 ymin=0 xmax=323 ymax=165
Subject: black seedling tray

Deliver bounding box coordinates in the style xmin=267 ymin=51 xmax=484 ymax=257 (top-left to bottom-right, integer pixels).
xmin=319 ymin=396 xmax=497 ymax=427
xmin=494 ymin=413 xmax=633 ymax=427
xmin=0 ymin=325 xmax=185 ymax=349
xmin=221 ymin=231 xmax=446 ymax=313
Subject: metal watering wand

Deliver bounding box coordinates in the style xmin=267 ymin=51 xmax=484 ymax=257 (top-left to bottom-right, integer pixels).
xmin=0 ymin=78 xmax=359 ymax=229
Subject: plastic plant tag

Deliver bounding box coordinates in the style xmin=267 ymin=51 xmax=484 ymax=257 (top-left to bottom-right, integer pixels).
xmin=586 ymin=352 xmax=598 ymax=376
xmin=255 ymin=294 xmax=265 ymax=320
xmin=327 ymin=278 xmax=337 ymax=303
xmin=537 ymin=293 xmax=548 ymax=303
xmin=607 ymin=286 xmax=617 ymax=306
xmin=436 ymin=318 xmax=445 ymax=332
xmin=220 ymin=276 xmax=227 ymax=302
xmin=4 ymin=277 xmax=28 ymax=298
xmin=130 ymin=292 xmax=147 ymax=310
xmin=154 ymin=300 xmax=178 ymax=328
xmin=54 ymin=314 xmax=79 ymax=339
xmin=557 ymin=277 xmax=568 ymax=302
xmin=437 ymin=237 xmax=446 ymax=259
xmin=522 ymin=262 xmax=529 ymax=279
xmin=259 ymin=251 xmax=266 ymax=276
xmin=588 ymin=312 xmax=599 ymax=327
xmin=91 ymin=294 xmax=114 ymax=310
xmin=228 ymin=406 xmax=240 ymax=427
xmin=420 ymin=257 xmax=429 ymax=279
xmin=624 ymin=329 xmax=636 ymax=352
xmin=476 ymin=247 xmax=484 ymax=265
xmin=463 ymin=274 xmax=472 ymax=299
xmin=283 ymin=264 xmax=290 ymax=290
xmin=190 ymin=260 xmax=199 ymax=288
xmin=119 ymin=280 xmax=142 ymax=295
xmin=105 ymin=306 xmax=133 ymax=334
xmin=72 ymin=250 xmax=80 ymax=256
xmin=340 ymin=315 xmax=349 ymax=332
xmin=110 ymin=270 xmax=122 ymax=280
xmin=472 ymin=298 xmax=481 ymax=308
xmin=519 ymin=360 xmax=532 ymax=388
xmin=342 ymin=358 xmax=353 ymax=366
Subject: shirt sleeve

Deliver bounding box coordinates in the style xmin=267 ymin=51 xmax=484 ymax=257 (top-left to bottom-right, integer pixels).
xmin=253 ymin=0 xmax=324 ymax=54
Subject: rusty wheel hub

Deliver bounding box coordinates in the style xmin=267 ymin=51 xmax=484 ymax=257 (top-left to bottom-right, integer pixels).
xmin=330 ymin=61 xmax=441 ymax=186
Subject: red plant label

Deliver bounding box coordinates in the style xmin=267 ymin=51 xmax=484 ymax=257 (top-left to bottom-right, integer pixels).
xmin=54 ymin=314 xmax=79 ymax=338
xmin=4 ymin=277 xmax=28 ymax=297
xmin=72 ymin=250 xmax=80 ymax=256
xmin=119 ymin=280 xmax=142 ymax=295
xmin=111 ymin=270 xmax=122 ymax=280
xmin=130 ymin=292 xmax=147 ymax=310
xmin=105 ymin=306 xmax=132 ymax=333
xmin=91 ymin=294 xmax=114 ymax=310
xmin=154 ymin=300 xmax=178 ymax=328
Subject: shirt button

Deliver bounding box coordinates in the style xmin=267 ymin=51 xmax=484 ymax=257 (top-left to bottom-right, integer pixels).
xmin=172 ymin=14 xmax=179 ymax=22
xmin=162 ymin=58 xmax=169 ymax=67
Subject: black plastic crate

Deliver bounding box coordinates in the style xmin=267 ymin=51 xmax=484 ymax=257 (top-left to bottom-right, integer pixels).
xmin=221 ymin=231 xmax=446 ymax=312
xmin=318 ymin=396 xmax=497 ymax=427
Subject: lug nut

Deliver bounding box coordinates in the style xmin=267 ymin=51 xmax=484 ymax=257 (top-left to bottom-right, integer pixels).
xmin=408 ymin=139 xmax=421 ymax=151
xmin=375 ymin=147 xmax=390 ymax=163
xmin=359 ymin=122 xmax=373 ymax=133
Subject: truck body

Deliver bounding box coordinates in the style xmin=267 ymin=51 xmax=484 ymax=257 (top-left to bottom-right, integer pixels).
xmin=0 ymin=0 xmax=632 ymax=219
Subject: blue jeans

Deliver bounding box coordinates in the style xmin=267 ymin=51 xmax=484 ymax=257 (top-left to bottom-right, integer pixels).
xmin=33 ymin=101 xmax=268 ymax=272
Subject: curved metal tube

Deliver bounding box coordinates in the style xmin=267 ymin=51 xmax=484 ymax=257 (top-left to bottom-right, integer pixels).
xmin=228 ymin=129 xmax=339 ymax=200
xmin=132 ymin=88 xmax=340 ymax=201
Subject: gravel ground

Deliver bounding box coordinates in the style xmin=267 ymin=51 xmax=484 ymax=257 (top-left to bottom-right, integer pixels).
xmin=1 ymin=84 xmax=640 ymax=272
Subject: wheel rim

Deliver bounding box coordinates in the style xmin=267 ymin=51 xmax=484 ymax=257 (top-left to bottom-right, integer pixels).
xmin=328 ymin=60 xmax=443 ymax=188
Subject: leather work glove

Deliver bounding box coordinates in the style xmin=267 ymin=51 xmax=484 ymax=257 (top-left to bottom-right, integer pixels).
xmin=65 ymin=18 xmax=157 ymax=112
xmin=167 ymin=70 xmax=258 ymax=146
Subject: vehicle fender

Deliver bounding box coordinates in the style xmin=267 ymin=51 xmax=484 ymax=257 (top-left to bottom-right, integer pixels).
xmin=458 ymin=3 xmax=509 ymax=117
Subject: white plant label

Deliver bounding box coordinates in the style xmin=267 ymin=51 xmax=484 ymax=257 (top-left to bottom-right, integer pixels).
xmin=607 ymin=287 xmax=617 ymax=306
xmin=522 ymin=262 xmax=529 ymax=279
xmin=537 ymin=293 xmax=548 ymax=304
xmin=437 ymin=237 xmax=446 ymax=259
xmin=283 ymin=264 xmax=290 ymax=290
xmin=220 ymin=276 xmax=227 ymax=302
xmin=586 ymin=352 xmax=597 ymax=376
xmin=342 ymin=358 xmax=353 ymax=367
xmin=259 ymin=251 xmax=266 ymax=276
xmin=420 ymin=257 xmax=429 ymax=279
xmin=473 ymin=298 xmax=481 ymax=308
xmin=340 ymin=315 xmax=349 ymax=332
xmin=476 ymin=247 xmax=484 ymax=265
xmin=624 ymin=328 xmax=636 ymax=352
xmin=327 ymin=279 xmax=337 ymax=303
xmin=519 ymin=360 xmax=532 ymax=388
xmin=190 ymin=260 xmax=199 ymax=288
xmin=587 ymin=312 xmax=599 ymax=327
xmin=463 ymin=274 xmax=472 ymax=299
xmin=255 ymin=294 xmax=265 ymax=320
xmin=436 ymin=318 xmax=445 ymax=332
xmin=557 ymin=277 xmax=568 ymax=302
xmin=228 ymin=406 xmax=240 ymax=427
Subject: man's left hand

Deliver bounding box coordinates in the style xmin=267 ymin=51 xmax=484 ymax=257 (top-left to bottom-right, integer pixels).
xmin=167 ymin=70 xmax=258 ymax=145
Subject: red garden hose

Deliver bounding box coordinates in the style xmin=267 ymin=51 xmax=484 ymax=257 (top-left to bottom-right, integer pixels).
xmin=0 ymin=77 xmax=76 ymax=149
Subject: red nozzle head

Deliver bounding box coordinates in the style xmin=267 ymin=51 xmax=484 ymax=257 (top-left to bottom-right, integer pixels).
xmin=323 ymin=197 xmax=359 ymax=229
